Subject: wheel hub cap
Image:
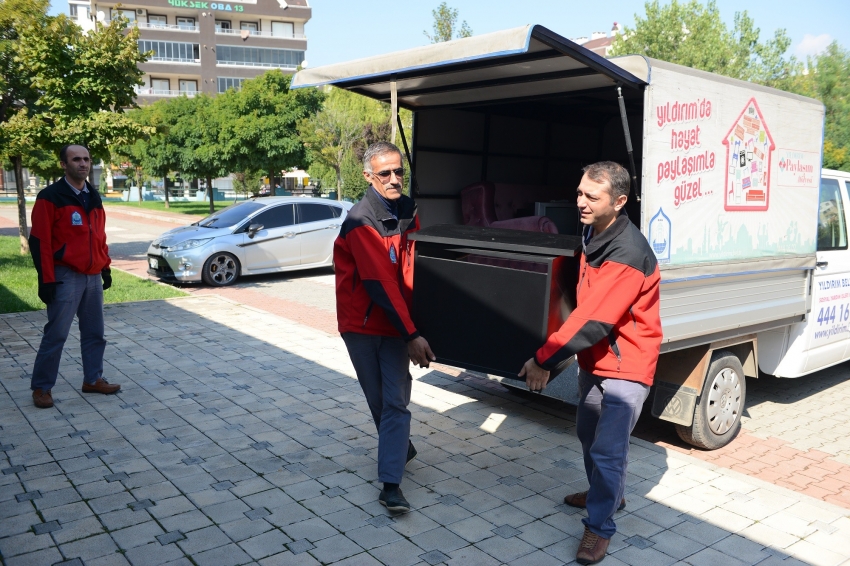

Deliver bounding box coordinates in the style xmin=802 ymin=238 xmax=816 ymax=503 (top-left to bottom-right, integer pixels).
xmin=706 ymin=367 xmax=741 ymax=435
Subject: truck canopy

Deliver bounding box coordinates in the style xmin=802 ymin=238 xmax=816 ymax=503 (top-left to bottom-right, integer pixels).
xmin=290 ymin=24 xmax=646 ymax=108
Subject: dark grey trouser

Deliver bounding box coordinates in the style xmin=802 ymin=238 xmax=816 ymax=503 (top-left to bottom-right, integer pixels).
xmin=341 ymin=332 xmax=412 ymax=484
xmin=31 ymin=265 xmax=106 ymax=392
xmin=577 ymin=368 xmax=650 ymax=539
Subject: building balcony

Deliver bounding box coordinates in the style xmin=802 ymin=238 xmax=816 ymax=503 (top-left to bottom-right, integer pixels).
xmin=145 ymin=56 xmax=201 ymax=64
xmin=215 ymin=60 xmax=298 ymax=69
xmin=134 ymin=87 xmax=197 ymax=97
xmin=136 ymin=21 xmax=198 ymax=32
xmin=215 ymin=28 xmax=306 ymax=40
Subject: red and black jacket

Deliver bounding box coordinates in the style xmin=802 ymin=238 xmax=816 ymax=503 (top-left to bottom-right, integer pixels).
xmin=29 ymin=178 xmax=111 ymax=284
xmin=535 ymin=214 xmax=662 ymax=385
xmin=334 ymin=188 xmax=419 ymax=340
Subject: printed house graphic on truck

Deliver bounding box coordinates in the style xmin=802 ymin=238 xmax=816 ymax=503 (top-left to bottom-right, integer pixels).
xmin=723 ymin=98 xmax=775 ymax=212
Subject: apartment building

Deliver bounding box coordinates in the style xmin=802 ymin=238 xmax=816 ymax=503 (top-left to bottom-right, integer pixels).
xmin=68 ymin=0 xmax=310 ymax=102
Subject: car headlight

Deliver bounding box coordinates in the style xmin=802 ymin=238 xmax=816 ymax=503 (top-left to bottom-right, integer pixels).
xmin=165 ymin=238 xmax=213 ymax=252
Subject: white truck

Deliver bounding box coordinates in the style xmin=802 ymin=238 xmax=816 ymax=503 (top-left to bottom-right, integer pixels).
xmin=293 ymin=25 xmax=848 ymax=449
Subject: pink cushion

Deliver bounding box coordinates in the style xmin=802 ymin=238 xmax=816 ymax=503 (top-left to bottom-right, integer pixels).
xmin=491 ymin=216 xmax=559 ymax=234
xmin=460 ymin=182 xmax=497 ymax=227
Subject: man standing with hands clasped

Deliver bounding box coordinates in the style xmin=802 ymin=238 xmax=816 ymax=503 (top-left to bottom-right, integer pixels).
xmin=29 ymin=144 xmax=120 ymax=409
xmin=334 ymin=141 xmax=435 ymax=514
xmin=520 ymin=162 xmax=662 ymax=565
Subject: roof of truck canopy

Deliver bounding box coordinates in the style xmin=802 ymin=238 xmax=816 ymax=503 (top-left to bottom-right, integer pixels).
xmin=290 ymin=25 xmax=647 ymax=108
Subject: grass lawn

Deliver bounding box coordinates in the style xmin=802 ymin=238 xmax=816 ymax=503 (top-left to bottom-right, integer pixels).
xmin=106 ymin=200 xmax=245 ymax=216
xmin=0 ymin=236 xmax=187 ymax=314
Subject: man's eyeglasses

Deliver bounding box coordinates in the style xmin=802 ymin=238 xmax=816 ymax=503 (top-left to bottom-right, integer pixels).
xmin=372 ymin=168 xmax=404 ymax=180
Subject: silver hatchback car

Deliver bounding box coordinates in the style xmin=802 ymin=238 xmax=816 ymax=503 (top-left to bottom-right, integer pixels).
xmin=147 ymin=197 xmax=353 ymax=286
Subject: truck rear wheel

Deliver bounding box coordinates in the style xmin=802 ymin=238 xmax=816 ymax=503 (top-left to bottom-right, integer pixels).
xmin=675 ymin=350 xmax=745 ymax=450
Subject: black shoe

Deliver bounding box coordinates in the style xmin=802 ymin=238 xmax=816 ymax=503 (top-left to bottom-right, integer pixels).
xmin=379 ymin=487 xmax=411 ymax=513
xmin=406 ymin=441 xmax=417 ymax=467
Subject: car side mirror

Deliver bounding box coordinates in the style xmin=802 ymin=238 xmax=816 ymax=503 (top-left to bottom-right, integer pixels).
xmin=247 ymin=223 xmax=263 ymax=239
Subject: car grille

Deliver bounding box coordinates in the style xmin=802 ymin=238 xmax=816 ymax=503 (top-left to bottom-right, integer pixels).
xmin=147 ymin=255 xmax=177 ymax=281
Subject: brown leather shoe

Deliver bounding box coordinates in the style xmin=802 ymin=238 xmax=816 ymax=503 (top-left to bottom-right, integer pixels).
xmin=564 ymin=491 xmax=626 ymax=511
xmin=33 ymin=389 xmax=54 ymax=409
xmin=576 ymin=526 xmax=610 ymax=565
xmin=82 ymin=378 xmax=121 ymax=395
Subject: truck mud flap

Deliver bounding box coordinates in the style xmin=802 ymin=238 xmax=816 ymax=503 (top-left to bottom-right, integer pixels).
xmin=652 ymin=382 xmax=699 ymax=426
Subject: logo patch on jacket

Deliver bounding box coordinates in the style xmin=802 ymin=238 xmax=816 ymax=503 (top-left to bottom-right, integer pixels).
xmin=71 ymin=211 xmax=83 ymax=226
xmin=389 ymin=244 xmax=397 ymax=264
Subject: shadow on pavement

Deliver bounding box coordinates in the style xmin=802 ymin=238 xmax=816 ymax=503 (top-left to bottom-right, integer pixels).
xmin=0 ymin=296 xmax=841 ymax=565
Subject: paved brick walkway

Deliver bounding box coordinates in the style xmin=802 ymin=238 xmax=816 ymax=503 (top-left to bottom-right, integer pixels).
xmin=2 ymin=296 xmax=850 ymax=565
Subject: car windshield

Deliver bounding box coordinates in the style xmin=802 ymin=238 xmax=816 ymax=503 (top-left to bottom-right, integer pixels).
xmin=197 ymin=201 xmax=265 ymax=227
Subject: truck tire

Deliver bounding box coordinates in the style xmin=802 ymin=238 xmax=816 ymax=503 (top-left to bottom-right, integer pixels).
xmin=675 ymin=350 xmax=746 ymax=450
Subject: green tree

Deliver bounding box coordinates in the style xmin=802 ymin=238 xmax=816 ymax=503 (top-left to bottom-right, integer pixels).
xmin=423 ymin=2 xmax=472 ymax=43
xmin=0 ymin=0 xmax=48 ymax=253
xmin=0 ymin=6 xmax=149 ymax=252
xmin=609 ymin=0 xmax=799 ymax=89
xmin=216 ymin=70 xmax=323 ymax=197
xmin=232 ymin=169 xmax=263 ymax=199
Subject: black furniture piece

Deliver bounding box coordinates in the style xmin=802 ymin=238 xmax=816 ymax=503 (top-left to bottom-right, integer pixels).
xmin=410 ymin=224 xmax=582 ymax=379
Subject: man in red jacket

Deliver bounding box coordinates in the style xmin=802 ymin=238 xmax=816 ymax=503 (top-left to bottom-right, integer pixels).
xmin=521 ymin=161 xmax=662 ymax=565
xmin=29 ymin=145 xmax=120 ymax=409
xmin=334 ymin=141 xmax=435 ymax=513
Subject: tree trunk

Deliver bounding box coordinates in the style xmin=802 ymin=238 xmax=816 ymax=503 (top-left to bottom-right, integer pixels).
xmin=13 ymin=156 xmax=29 ymax=255
xmin=335 ymin=165 xmax=343 ymax=201
xmin=137 ymin=171 xmax=143 ymax=205
xmin=164 ymin=177 xmax=170 ymax=209
xmin=207 ymin=177 xmax=214 ymax=214
xmin=269 ymin=167 xmax=276 ymax=197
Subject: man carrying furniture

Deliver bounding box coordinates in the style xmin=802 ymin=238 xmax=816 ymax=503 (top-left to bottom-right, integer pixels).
xmin=29 ymin=144 xmax=120 ymax=409
xmin=334 ymin=141 xmax=436 ymax=513
xmin=520 ymin=161 xmax=662 ymax=564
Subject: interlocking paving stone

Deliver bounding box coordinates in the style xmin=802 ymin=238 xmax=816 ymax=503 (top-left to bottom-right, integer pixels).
xmin=348 ymin=447 xmax=369 ymax=456
xmin=182 ymin=457 xmax=203 ymax=465
xmin=679 ymin=513 xmax=704 ymax=524
xmin=138 ymin=418 xmax=157 ymax=425
xmin=53 ymin=559 xmax=84 ymax=566
xmin=501 ymin=439 xmax=523 ymax=448
xmin=129 ymin=499 xmax=155 ymax=511
xmin=312 ymin=429 xmax=334 ymax=436
xmin=251 ymin=442 xmax=272 ymax=450
xmin=287 ymin=538 xmax=315 ymax=554
xmin=85 ymin=450 xmax=107 ymax=459
xmin=105 ymin=472 xmax=129 ymax=483
xmin=449 ymin=454 xmax=472 ymax=463
xmin=158 ymin=437 xmax=178 ymax=444
xmin=323 ymin=487 xmax=346 ymax=498
xmin=497 ymin=476 xmax=523 ymax=486
xmin=179 ymin=393 xmax=196 ymax=399
xmin=224 ymin=423 xmax=244 ymax=430
xmin=367 ymin=515 xmax=394 ymax=528
xmin=3 ymin=465 xmax=25 ymax=475
xmin=212 ymin=481 xmax=235 ymax=491
xmin=437 ymin=495 xmax=463 ymax=506
xmin=68 ymin=431 xmax=89 ymax=438
xmin=552 ymin=459 xmax=575 ymax=469
xmin=200 ymin=408 xmax=219 ymax=414
xmin=0 ymin=444 xmax=13 ymax=451
xmin=15 ymin=491 xmax=42 ymax=502
xmin=283 ymin=412 xmax=302 ymax=419
xmin=419 ymin=550 xmax=451 ymax=565
xmin=157 ymin=530 xmax=186 ymax=545
xmin=120 ymin=403 xmax=139 ymax=409
xmin=232 ymin=384 xmax=251 ymax=390
xmin=625 ymin=535 xmax=655 ymax=549
xmin=55 ymin=414 xmax=74 ymax=420
xmin=160 ymin=380 xmax=178 ymax=386
xmin=244 ymin=508 xmax=271 ymax=520
xmin=32 ymin=520 xmax=62 ymax=535
xmin=491 ymin=524 xmax=522 ymax=538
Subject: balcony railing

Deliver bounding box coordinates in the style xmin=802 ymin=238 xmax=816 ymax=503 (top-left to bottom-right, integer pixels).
xmin=136 ymin=21 xmax=199 ymax=32
xmin=215 ymin=60 xmax=299 ymax=69
xmin=215 ymin=28 xmax=306 ymax=40
xmin=134 ymin=87 xmax=197 ymax=97
xmin=145 ymin=56 xmax=201 ymax=64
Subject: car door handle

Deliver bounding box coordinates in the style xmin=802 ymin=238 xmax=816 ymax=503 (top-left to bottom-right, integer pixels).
xmin=328 ymin=224 xmax=340 ymax=229
xmin=816 ymin=261 xmax=829 ymax=268
xmin=284 ymin=232 xmax=296 ymax=238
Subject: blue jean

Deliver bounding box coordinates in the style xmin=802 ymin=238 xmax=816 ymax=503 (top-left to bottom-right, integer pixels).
xmin=577 ymin=369 xmax=650 ymax=539
xmin=31 ymin=265 xmax=106 ymax=391
xmin=342 ymin=332 xmax=412 ymax=484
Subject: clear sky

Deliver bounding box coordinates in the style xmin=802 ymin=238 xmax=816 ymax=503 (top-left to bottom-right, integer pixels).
xmin=49 ymin=0 xmax=850 ymax=67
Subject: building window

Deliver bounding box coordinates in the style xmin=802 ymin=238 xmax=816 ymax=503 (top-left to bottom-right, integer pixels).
xmin=271 ymin=22 xmax=294 ymax=38
xmin=240 ymin=22 xmax=258 ymax=32
xmin=69 ymin=3 xmax=78 ymax=19
xmin=216 ymin=46 xmax=304 ymax=68
xmin=179 ymin=79 xmax=198 ymax=93
xmin=176 ymin=17 xmax=196 ymax=30
xmin=111 ymin=8 xmax=135 ymax=22
xmin=148 ymin=14 xmax=167 ymax=27
xmin=215 ymin=20 xmax=231 ymax=31
xmin=138 ymin=40 xmax=200 ymax=63
xmin=217 ymin=77 xmax=245 ymax=93
xmin=151 ymin=78 xmax=170 ymax=93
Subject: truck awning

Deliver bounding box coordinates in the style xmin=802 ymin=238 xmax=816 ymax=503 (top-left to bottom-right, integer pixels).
xmin=291 ymin=25 xmax=647 ymax=108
